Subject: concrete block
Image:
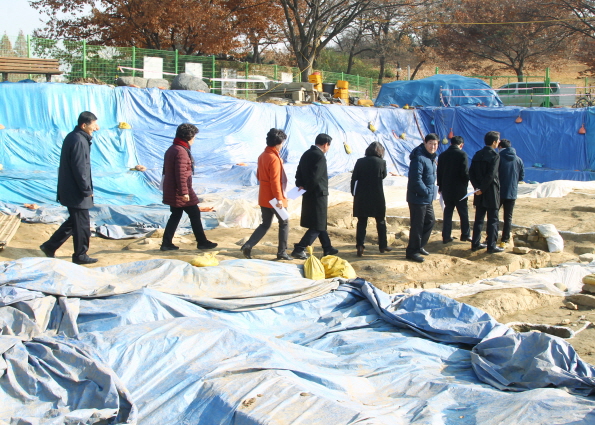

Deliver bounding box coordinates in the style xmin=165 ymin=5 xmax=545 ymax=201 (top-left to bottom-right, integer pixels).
xmin=579 ymin=253 xmax=595 ymax=263
xmin=513 ymin=247 xmax=530 ymax=254
xmin=582 ymin=283 xmax=595 ymax=294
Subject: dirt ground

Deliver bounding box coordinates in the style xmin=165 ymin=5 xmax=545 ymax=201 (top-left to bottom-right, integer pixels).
xmin=2 ymin=189 xmax=595 ymax=362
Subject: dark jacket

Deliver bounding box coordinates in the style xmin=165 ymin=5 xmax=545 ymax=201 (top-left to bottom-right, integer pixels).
xmin=351 ymin=155 xmax=387 ymax=218
xmin=406 ymin=143 xmax=437 ymax=205
xmin=295 ymin=145 xmax=328 ymax=231
xmin=499 ymin=147 xmax=524 ymax=200
xmin=437 ymin=145 xmax=469 ymax=203
xmin=469 ymin=146 xmax=500 ymax=209
xmin=57 ymin=127 xmax=94 ymax=209
xmin=162 ymin=144 xmax=199 ymax=208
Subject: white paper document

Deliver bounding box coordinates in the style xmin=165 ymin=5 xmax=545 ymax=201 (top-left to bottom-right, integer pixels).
xmin=286 ymin=187 xmax=306 ymax=200
xmin=459 ymin=190 xmax=480 ymax=202
xmin=269 ymin=198 xmax=290 ymax=220
xmin=352 ymin=180 xmax=358 ymax=196
xmin=439 ymin=193 xmax=445 ymax=211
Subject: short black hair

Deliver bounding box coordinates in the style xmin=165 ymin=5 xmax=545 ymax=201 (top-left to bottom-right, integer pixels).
xmin=451 ymin=136 xmax=464 ymax=146
xmin=424 ymin=133 xmax=439 ymax=143
xmin=266 ymin=128 xmax=287 ymax=147
xmin=78 ymin=111 xmax=97 ymax=126
xmin=176 ymin=123 xmax=199 ymax=142
xmin=485 ymin=131 xmax=500 ymax=146
xmin=315 ymin=133 xmax=332 ymax=146
xmin=499 ymin=139 xmax=511 ymax=149
xmin=365 ymin=141 xmax=385 ymax=158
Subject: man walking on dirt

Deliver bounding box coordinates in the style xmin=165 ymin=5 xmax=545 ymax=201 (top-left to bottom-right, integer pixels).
xmin=498 ymin=138 xmax=524 ymax=249
xmin=437 ymin=135 xmax=471 ymax=244
xmin=291 ymin=133 xmax=339 ymax=259
xmin=40 ymin=111 xmax=99 ymax=264
xmin=405 ymin=133 xmax=439 ymax=263
xmin=469 ymin=131 xmax=503 ymax=254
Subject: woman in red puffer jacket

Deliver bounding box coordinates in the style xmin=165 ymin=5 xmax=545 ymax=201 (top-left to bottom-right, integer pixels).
xmin=161 ymin=123 xmax=217 ymax=251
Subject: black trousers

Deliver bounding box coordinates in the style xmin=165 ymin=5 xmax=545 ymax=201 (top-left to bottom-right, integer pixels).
xmin=245 ymin=206 xmax=289 ymax=255
xmin=442 ymin=199 xmax=470 ymax=240
xmin=500 ymin=199 xmax=516 ymax=243
xmin=163 ymin=205 xmax=208 ymax=246
xmin=406 ymin=203 xmax=435 ymax=256
xmin=356 ymin=216 xmax=387 ymax=249
xmin=296 ymin=229 xmax=332 ymax=251
xmin=472 ymin=205 xmax=499 ymax=249
xmin=44 ymin=207 xmax=91 ymax=260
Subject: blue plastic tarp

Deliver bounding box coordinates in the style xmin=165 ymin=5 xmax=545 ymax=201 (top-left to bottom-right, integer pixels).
xmin=2 ymin=258 xmax=595 ymax=424
xmin=375 ymin=74 xmax=504 ymax=108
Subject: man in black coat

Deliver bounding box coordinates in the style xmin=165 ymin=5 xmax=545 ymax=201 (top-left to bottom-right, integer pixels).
xmin=469 ymin=131 xmax=503 ymax=253
xmin=40 ymin=112 xmax=99 ymax=264
xmin=498 ymin=138 xmax=525 ymax=248
xmin=437 ymin=135 xmax=471 ymax=244
xmin=406 ymin=133 xmax=439 ymax=263
xmin=291 ymin=134 xmax=339 ymax=260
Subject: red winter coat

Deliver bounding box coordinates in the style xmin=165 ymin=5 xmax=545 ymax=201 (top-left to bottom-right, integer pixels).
xmin=162 ymin=144 xmax=199 ymax=208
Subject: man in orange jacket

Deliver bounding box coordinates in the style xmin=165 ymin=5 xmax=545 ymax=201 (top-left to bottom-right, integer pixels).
xmin=241 ymin=128 xmax=291 ymax=260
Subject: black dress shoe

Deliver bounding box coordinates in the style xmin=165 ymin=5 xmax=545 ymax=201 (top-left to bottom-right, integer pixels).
xmin=379 ymin=246 xmax=392 ymax=253
xmin=471 ymin=243 xmax=487 ymax=251
xmin=419 ymin=248 xmax=430 ymax=256
xmin=323 ymin=247 xmax=339 ymax=256
xmin=460 ymin=236 xmax=473 ymax=242
xmin=197 ymin=241 xmax=218 ymax=250
xmin=406 ymin=254 xmax=425 ymax=263
xmin=356 ymin=245 xmax=364 ymax=257
xmin=443 ymin=237 xmax=454 ymax=244
xmin=276 ymin=252 xmax=292 ymax=261
xmin=291 ymin=249 xmax=307 ymax=260
xmin=39 ymin=243 xmax=55 ymax=258
xmin=487 ymin=246 xmax=505 ymax=254
xmin=72 ymin=255 xmax=98 ymax=265
xmin=160 ymin=244 xmax=180 ymax=251
xmin=241 ymin=244 xmax=252 ymax=259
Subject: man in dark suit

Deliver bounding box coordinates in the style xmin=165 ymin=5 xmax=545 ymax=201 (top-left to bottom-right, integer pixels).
xmin=498 ymin=138 xmax=524 ymax=249
xmin=291 ymin=133 xmax=339 ymax=260
xmin=469 ymin=130 xmax=503 ymax=253
xmin=406 ymin=133 xmax=439 ymax=263
xmin=40 ymin=112 xmax=99 ymax=264
xmin=437 ymin=135 xmax=471 ymax=244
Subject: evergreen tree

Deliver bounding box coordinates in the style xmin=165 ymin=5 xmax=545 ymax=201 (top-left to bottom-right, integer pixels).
xmin=0 ymin=33 xmax=15 ymax=57
xmin=15 ymin=31 xmax=28 ymax=58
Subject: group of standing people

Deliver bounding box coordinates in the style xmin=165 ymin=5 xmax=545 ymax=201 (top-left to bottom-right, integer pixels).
xmin=39 ymin=112 xmax=523 ymax=266
xmin=405 ymin=130 xmax=524 ymax=263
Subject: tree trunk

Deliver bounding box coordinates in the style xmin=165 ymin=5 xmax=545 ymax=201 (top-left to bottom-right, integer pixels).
xmin=410 ymin=60 xmax=425 ymax=80
xmin=377 ymin=56 xmax=385 ymax=85
xmin=253 ymin=43 xmax=261 ymax=64
xmin=347 ymin=47 xmax=355 ymax=74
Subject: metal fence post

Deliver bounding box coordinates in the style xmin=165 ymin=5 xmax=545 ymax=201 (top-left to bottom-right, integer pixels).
xmin=370 ymin=78 xmax=373 ymax=99
xmin=274 ymin=64 xmax=278 ymax=81
xmin=175 ymin=49 xmax=179 ymax=75
xmin=27 ymin=35 xmax=32 ymax=79
xmin=132 ymin=46 xmax=136 ymax=77
xmin=435 ymin=67 xmax=439 ymax=74
xmin=544 ymin=67 xmax=551 ymax=107
xmin=211 ymin=55 xmax=216 ymax=94
xmin=245 ymin=62 xmax=249 ymax=99
xmin=82 ymin=40 xmax=87 ymax=79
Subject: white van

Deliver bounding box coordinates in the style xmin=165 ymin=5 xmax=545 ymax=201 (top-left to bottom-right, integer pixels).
xmin=497 ymin=82 xmax=562 ymax=107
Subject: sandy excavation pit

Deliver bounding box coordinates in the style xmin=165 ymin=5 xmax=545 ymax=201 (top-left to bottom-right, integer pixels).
xmin=2 ymin=188 xmax=595 ymax=362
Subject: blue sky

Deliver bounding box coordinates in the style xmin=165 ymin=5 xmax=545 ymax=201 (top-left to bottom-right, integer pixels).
xmin=0 ymin=0 xmax=47 ymax=36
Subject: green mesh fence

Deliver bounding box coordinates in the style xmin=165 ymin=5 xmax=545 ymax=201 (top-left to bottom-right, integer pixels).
xmin=1 ymin=34 xmax=376 ymax=99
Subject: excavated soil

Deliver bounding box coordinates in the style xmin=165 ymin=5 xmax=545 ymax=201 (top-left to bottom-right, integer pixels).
xmin=2 ymin=189 xmax=595 ymax=361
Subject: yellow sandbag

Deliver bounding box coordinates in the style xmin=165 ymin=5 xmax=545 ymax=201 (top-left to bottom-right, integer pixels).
xmin=190 ymin=251 xmax=219 ymax=267
xmin=583 ymin=274 xmax=595 ymax=285
xmin=321 ymin=255 xmax=357 ymax=279
xmin=304 ymin=246 xmax=325 ymax=280
xmin=343 ymin=141 xmax=352 ymax=154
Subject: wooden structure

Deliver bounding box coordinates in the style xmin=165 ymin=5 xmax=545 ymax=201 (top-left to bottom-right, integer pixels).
xmin=0 ymin=57 xmax=62 ymax=82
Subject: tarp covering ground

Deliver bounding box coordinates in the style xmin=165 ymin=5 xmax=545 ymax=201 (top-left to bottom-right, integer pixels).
xmin=375 ymin=74 xmax=504 ymax=108
xmin=2 ymin=258 xmax=595 ymax=424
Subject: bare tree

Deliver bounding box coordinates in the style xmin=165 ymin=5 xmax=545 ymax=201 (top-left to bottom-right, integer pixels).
xmin=436 ymin=0 xmax=577 ymax=81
